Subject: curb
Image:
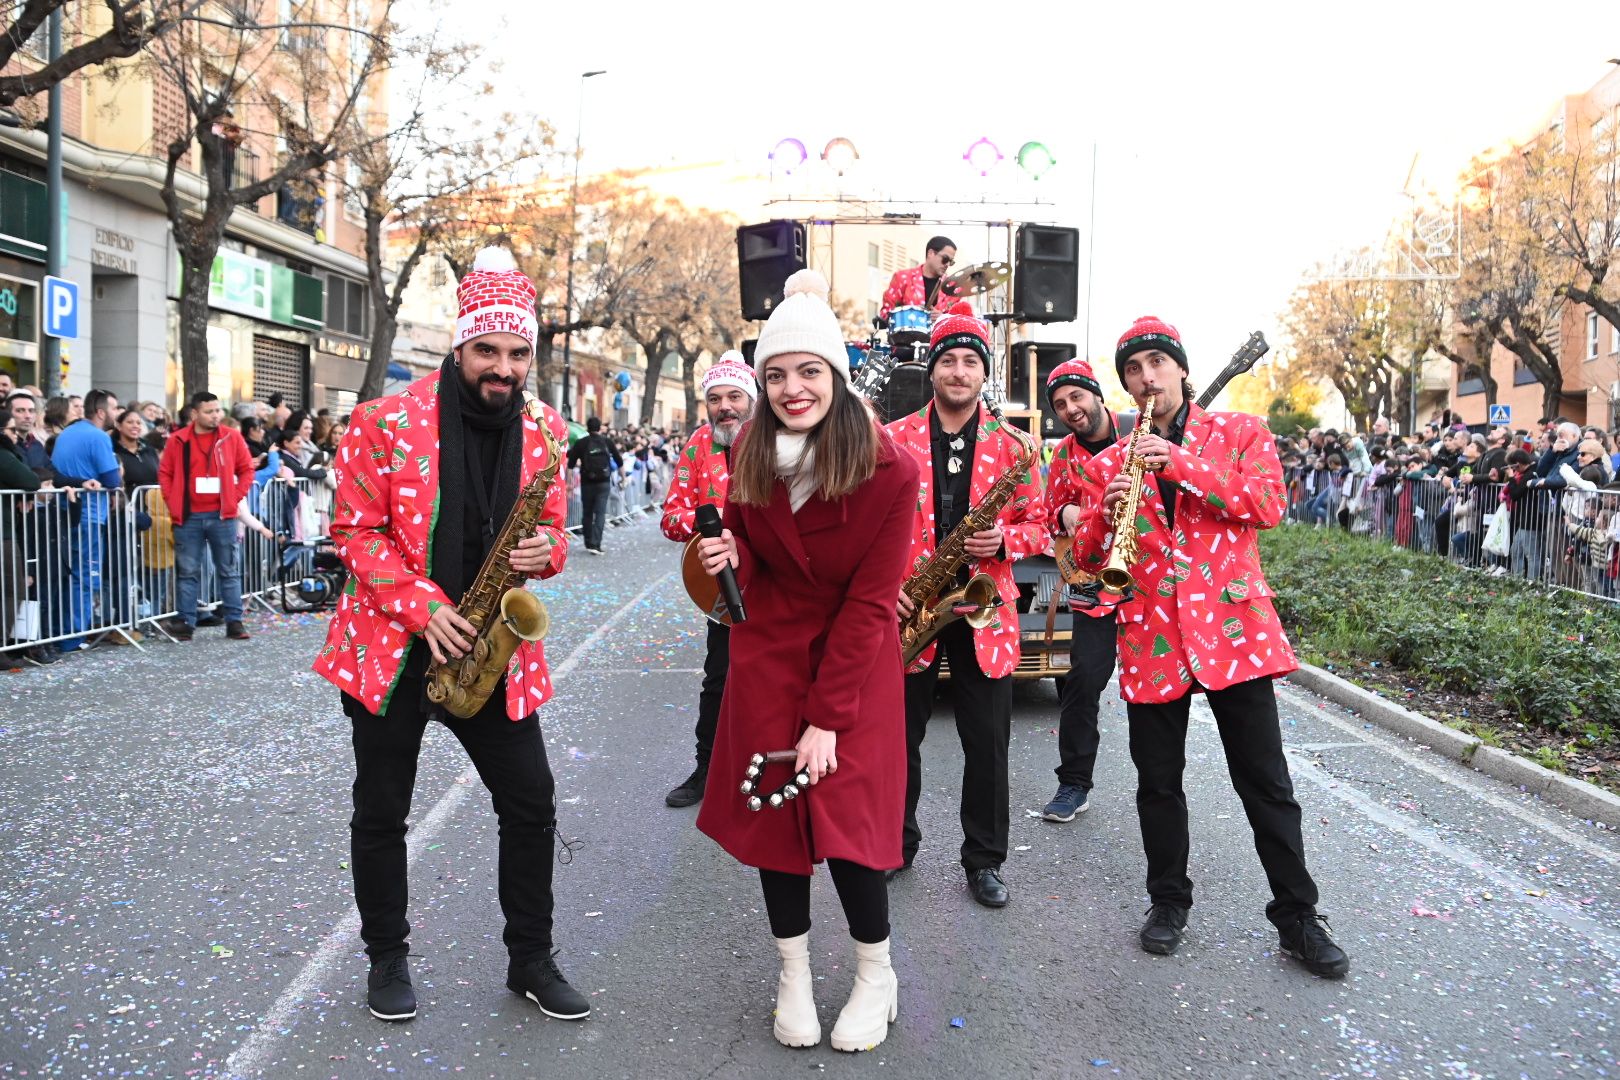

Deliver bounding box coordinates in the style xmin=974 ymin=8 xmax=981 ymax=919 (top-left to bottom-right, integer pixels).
xmin=1284 ymin=663 xmax=1620 ymax=830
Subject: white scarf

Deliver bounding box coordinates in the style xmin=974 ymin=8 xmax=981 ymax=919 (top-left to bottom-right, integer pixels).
xmin=774 ymin=431 xmax=819 ymax=512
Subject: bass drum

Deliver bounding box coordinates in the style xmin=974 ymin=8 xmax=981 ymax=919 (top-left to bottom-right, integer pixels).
xmin=872 ymin=362 xmax=931 ymax=424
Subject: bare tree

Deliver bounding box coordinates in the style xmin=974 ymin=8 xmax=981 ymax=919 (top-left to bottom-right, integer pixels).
xmin=144 ymin=0 xmax=395 ymax=398
xmin=347 ymin=28 xmax=550 ymax=401
xmin=1529 ymin=129 xmax=1620 ymax=334
xmin=0 ymin=0 xmax=205 ymax=107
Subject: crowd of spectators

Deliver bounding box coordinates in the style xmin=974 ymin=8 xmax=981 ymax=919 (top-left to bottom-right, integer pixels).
xmin=0 ymin=365 xmax=687 ymax=665
xmin=1275 ymin=412 xmax=1620 ymax=598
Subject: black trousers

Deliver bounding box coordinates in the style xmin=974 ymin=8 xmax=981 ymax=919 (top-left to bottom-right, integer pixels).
xmin=692 ymin=619 xmax=729 ymax=767
xmin=902 ymin=618 xmax=1012 ymax=872
xmin=580 ymin=480 xmax=610 ymax=551
xmin=344 ymin=675 xmax=558 ymax=963
xmin=759 ymin=860 xmax=890 ymax=944
xmin=1056 ymin=608 xmax=1116 ymax=788
xmin=1125 ymin=676 xmax=1320 ymax=928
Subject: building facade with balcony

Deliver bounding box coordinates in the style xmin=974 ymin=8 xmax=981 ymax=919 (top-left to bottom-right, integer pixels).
xmin=0 ymin=1 xmax=386 ymax=412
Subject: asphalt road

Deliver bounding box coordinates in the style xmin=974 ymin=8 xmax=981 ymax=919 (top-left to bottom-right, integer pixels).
xmin=2 ymin=512 xmax=1617 ymax=1079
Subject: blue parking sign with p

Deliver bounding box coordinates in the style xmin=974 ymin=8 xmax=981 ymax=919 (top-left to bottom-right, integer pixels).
xmin=43 ymin=276 xmax=79 ymax=339
xmin=1488 ymin=403 xmax=1511 ymax=426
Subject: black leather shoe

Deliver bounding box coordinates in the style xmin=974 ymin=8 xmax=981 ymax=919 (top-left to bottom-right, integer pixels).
xmin=1278 ymin=913 xmax=1350 ymax=978
xmin=884 ymin=860 xmax=913 ymax=883
xmin=226 ymin=620 xmax=250 ymax=640
xmin=966 ymin=867 xmax=1008 ymax=908
xmin=508 ymin=952 xmax=590 ymax=1020
xmin=664 ymin=764 xmax=707 ymax=808
xmin=366 ymin=953 xmax=417 ymax=1021
xmin=1139 ymin=903 xmax=1188 ymax=955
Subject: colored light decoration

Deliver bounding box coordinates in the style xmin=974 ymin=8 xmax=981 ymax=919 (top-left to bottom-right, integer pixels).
xmin=821 ymin=137 xmax=859 ymax=176
xmin=770 ymin=137 xmax=808 ymax=175
xmin=963 ymin=136 xmax=1003 ymax=176
xmin=1016 ymin=141 xmax=1055 ymax=180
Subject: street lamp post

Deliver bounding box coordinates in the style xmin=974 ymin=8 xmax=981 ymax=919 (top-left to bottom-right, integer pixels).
xmin=561 ymin=70 xmax=605 ymax=421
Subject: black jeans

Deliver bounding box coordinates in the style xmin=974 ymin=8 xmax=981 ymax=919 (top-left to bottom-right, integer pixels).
xmin=759 ymin=860 xmax=890 ymax=943
xmin=902 ymin=618 xmax=1012 ymax=872
xmin=344 ymin=675 xmax=558 ymax=963
xmin=693 ymin=619 xmax=729 ymax=767
xmin=1056 ymin=608 xmax=1116 ymax=788
xmin=580 ymin=480 xmax=610 ymax=551
xmin=1125 ymin=676 xmax=1320 ymax=928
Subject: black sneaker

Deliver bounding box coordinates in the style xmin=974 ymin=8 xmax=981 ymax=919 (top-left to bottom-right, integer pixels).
xmin=1278 ymin=913 xmax=1350 ymax=978
xmin=226 ymin=620 xmax=250 ymax=640
xmin=171 ymin=624 xmax=194 ymax=642
xmin=367 ymin=953 xmax=417 ymax=1021
xmin=1139 ymin=903 xmax=1188 ymax=955
xmin=508 ymin=952 xmax=590 ymax=1020
xmin=664 ymin=764 xmax=708 ymax=808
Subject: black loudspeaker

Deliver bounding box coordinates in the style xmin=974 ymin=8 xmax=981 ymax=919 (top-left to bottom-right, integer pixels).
xmin=741 ymin=339 xmax=757 ymax=365
xmin=1012 ymin=224 xmax=1079 ymax=324
xmin=737 ymin=220 xmax=807 ymax=321
xmin=1007 ymin=341 xmax=1077 ymax=411
xmin=874 ymin=363 xmax=930 ymax=424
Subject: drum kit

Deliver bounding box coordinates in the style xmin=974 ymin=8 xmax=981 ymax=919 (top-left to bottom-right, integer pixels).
xmin=846 ymin=260 xmax=1014 ymax=417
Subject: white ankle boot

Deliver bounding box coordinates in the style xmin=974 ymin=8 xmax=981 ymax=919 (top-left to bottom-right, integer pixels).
xmin=830 ymin=937 xmax=898 ymax=1052
xmin=772 ymin=933 xmax=820 ymax=1047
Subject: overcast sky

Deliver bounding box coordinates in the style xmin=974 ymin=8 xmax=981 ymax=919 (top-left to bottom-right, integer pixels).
xmin=416 ymin=0 xmax=1618 ymax=389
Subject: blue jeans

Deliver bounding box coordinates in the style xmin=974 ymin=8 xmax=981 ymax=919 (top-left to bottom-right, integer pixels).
xmin=63 ymin=513 xmax=105 ymax=648
xmin=175 ymin=512 xmax=243 ymax=625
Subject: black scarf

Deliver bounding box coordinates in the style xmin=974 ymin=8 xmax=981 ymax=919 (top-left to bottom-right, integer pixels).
xmin=431 ymin=353 xmax=525 ymax=606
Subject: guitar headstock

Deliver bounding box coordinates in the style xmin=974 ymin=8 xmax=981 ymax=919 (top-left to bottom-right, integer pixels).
xmin=1232 ymin=331 xmax=1269 ymax=374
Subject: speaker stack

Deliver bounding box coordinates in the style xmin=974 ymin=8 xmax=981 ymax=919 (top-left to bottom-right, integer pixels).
xmin=1012 ymin=225 xmax=1080 ymax=325
xmin=1007 ymin=341 xmax=1079 ymax=438
xmin=736 ymin=220 xmax=807 ymax=321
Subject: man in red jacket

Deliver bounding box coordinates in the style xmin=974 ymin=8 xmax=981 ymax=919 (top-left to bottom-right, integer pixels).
xmin=1040 ymin=358 xmax=1120 ymax=822
xmin=157 ymin=391 xmax=256 ymax=641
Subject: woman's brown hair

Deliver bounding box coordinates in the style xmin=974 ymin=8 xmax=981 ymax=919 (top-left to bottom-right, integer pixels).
xmin=728 ymin=367 xmax=880 ymax=506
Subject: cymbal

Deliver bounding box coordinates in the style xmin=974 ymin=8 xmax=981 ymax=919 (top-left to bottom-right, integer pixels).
xmin=942 ymin=261 xmax=1011 ymax=297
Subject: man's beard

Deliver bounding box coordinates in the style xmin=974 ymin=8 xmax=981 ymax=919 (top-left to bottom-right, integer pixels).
xmin=465 ymin=368 xmax=519 ymax=409
xmin=936 ymin=379 xmax=981 ymax=409
xmin=1068 ymin=401 xmax=1107 ymax=441
xmin=712 ymin=417 xmax=742 ymax=446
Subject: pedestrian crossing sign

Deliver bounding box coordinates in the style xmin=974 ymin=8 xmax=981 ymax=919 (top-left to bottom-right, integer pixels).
xmin=1488 ymin=403 xmax=1511 ymax=426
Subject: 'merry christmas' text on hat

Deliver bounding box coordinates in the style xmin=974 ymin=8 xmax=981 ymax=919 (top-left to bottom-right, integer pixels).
xmin=453 ymin=247 xmax=538 ymax=350
xmin=1114 ymin=315 xmax=1188 ymax=382
xmin=700 ymin=351 xmax=759 ymax=399
xmin=1044 ymin=356 xmax=1105 ymax=408
xmin=751 ymin=269 xmax=852 ymax=384
xmin=926 ymin=301 xmax=991 ymax=375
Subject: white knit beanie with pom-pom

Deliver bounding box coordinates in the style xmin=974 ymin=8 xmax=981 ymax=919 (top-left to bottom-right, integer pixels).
xmin=752 ymin=269 xmax=851 ymax=384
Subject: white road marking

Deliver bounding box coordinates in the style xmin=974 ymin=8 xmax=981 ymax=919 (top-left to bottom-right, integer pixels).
xmin=1274 ymin=683 xmax=1620 ymax=871
xmin=222 ymin=572 xmax=672 ymax=1079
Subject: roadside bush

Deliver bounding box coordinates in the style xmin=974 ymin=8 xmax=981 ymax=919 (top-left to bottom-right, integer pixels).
xmin=1260 ymin=526 xmax=1620 ymax=734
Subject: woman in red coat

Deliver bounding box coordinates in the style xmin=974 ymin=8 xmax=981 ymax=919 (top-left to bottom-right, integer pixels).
xmin=695 ymin=269 xmax=919 ymax=1053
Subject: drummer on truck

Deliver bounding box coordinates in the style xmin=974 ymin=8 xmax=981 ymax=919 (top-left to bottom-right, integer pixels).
xmin=879 ymin=236 xmax=962 ymax=322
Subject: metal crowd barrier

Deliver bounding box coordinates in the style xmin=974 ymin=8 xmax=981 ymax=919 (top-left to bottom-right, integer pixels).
xmin=0 ymin=476 xmax=326 ymax=661
xmin=1303 ymin=471 xmax=1620 ymax=601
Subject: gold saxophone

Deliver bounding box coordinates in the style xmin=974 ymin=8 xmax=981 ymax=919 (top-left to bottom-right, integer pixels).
xmin=425 ymin=393 xmax=563 ymax=718
xmin=899 ymin=416 xmax=1038 ymax=666
xmin=1098 ymin=392 xmax=1159 ymax=596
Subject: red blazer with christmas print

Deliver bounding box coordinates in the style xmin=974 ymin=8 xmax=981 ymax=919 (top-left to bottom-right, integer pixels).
xmin=878 ymin=265 xmax=964 ymax=321
xmin=886 ymin=402 xmax=1048 ymax=678
xmin=1045 ymin=416 xmax=1120 ymax=621
xmin=311 ymin=373 xmax=571 ymax=719
xmin=660 ymin=423 xmax=730 ymax=543
xmin=1068 ymin=403 xmax=1297 ymax=703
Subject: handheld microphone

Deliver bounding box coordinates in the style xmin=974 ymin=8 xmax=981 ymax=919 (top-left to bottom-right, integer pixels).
xmin=694 ymin=504 xmax=747 ymax=624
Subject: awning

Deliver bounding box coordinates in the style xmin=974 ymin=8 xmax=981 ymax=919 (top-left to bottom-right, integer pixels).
xmin=386 ymin=361 xmax=412 ymax=381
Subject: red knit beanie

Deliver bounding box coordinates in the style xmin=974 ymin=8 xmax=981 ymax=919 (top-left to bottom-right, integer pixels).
xmin=926 ymin=302 xmax=992 ymax=375
xmin=1114 ymin=315 xmax=1188 ymax=381
xmin=1045 ymin=356 xmax=1104 ymax=408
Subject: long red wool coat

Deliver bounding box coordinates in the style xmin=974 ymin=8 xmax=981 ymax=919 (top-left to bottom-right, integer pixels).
xmin=696 ymin=432 xmax=921 ymax=875
xmin=312 ymin=372 xmax=571 ymax=719
xmin=1068 ymin=404 xmax=1297 ymax=703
